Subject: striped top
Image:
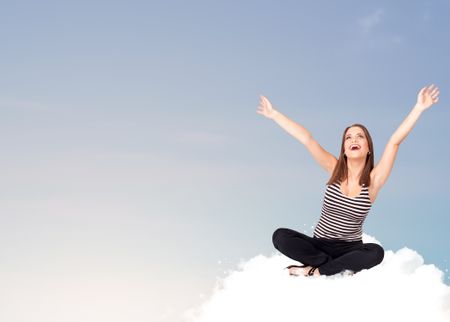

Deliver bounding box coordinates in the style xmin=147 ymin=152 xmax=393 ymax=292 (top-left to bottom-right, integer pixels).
xmin=313 ymin=181 xmax=372 ymax=242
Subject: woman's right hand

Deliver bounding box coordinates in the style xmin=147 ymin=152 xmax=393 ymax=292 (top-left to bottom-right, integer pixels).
xmin=257 ymin=95 xmax=278 ymax=119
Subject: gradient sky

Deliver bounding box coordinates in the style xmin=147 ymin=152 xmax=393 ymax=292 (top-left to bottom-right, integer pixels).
xmin=1 ymin=1 xmax=449 ymax=321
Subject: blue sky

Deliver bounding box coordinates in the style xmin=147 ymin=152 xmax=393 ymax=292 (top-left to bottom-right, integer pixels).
xmin=0 ymin=1 xmax=449 ymax=321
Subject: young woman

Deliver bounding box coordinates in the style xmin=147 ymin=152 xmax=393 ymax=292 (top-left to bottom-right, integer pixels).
xmin=256 ymin=85 xmax=440 ymax=277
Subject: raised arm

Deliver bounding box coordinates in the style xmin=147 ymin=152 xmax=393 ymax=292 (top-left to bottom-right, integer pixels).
xmin=257 ymin=95 xmax=337 ymax=174
xmin=371 ymin=84 xmax=440 ymax=190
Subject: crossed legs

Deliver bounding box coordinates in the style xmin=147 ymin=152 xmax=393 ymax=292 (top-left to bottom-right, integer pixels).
xmin=272 ymin=227 xmax=384 ymax=276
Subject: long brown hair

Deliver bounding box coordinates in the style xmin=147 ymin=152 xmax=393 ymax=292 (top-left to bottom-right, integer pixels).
xmin=326 ymin=123 xmax=374 ymax=187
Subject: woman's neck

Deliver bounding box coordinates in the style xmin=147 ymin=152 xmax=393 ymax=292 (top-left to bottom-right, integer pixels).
xmin=346 ymin=158 xmax=365 ymax=182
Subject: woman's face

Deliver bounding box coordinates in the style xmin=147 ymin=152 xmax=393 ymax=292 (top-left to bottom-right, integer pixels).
xmin=344 ymin=126 xmax=370 ymax=159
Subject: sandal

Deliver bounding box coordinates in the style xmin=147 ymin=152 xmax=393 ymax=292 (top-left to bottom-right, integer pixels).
xmin=285 ymin=265 xmax=318 ymax=277
xmin=307 ymin=267 xmax=318 ymax=276
xmin=285 ymin=264 xmax=308 ymax=276
xmin=284 ymin=264 xmax=307 ymax=270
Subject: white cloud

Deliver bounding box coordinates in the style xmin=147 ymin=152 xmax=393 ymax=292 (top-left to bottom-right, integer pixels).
xmin=184 ymin=234 xmax=450 ymax=322
xmin=358 ymin=9 xmax=384 ymax=33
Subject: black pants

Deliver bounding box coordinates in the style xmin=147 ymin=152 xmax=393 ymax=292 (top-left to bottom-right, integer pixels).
xmin=272 ymin=227 xmax=384 ymax=276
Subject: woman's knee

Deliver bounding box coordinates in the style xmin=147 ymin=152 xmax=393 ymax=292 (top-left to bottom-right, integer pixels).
xmin=366 ymin=243 xmax=385 ymax=265
xmin=272 ymin=227 xmax=289 ymax=248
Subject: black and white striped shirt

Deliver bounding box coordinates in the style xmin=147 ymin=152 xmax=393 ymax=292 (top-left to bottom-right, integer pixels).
xmin=313 ymin=181 xmax=372 ymax=242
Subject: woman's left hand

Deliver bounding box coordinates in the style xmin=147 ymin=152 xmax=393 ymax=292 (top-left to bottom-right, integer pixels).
xmin=415 ymin=84 xmax=440 ymax=111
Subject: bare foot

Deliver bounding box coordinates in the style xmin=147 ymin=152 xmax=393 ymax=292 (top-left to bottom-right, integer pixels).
xmin=288 ymin=266 xmax=321 ymax=277
xmin=287 ymin=266 xmax=302 ymax=276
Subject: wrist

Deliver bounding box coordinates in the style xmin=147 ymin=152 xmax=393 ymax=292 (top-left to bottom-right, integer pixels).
xmin=271 ymin=109 xmax=279 ymax=120
xmin=413 ymin=104 xmax=426 ymax=113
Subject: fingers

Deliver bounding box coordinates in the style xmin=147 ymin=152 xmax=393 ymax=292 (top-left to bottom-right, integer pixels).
xmin=258 ymin=95 xmax=265 ymax=106
xmin=259 ymin=94 xmax=267 ymax=104
xmin=430 ymin=87 xmax=439 ymax=97
xmin=256 ymin=95 xmax=267 ymax=115
xmin=257 ymin=94 xmax=272 ymax=110
xmin=422 ymin=84 xmax=434 ymax=94
xmin=425 ymin=84 xmax=440 ymax=102
xmin=256 ymin=102 xmax=265 ymax=113
xmin=259 ymin=94 xmax=271 ymax=105
xmin=432 ymin=91 xmax=440 ymax=101
xmin=418 ymin=84 xmax=440 ymax=107
xmin=421 ymin=84 xmax=440 ymax=100
xmin=425 ymin=84 xmax=439 ymax=93
xmin=419 ymin=86 xmax=427 ymax=96
xmin=257 ymin=94 xmax=277 ymax=118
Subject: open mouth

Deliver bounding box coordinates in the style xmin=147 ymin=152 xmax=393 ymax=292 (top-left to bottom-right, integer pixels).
xmin=350 ymin=144 xmax=360 ymax=151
